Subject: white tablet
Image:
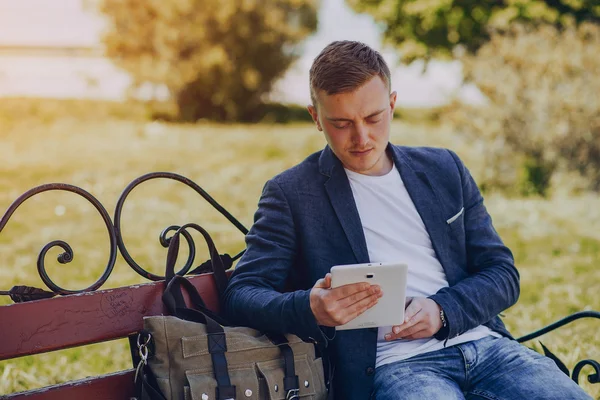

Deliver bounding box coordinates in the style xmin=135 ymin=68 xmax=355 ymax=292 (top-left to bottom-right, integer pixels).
xmin=330 ymin=262 xmax=408 ymax=331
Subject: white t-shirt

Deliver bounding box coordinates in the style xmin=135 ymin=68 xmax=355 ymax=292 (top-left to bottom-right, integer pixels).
xmin=345 ymin=164 xmax=500 ymax=368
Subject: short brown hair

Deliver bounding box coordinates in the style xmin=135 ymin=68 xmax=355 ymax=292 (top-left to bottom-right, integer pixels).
xmin=309 ymin=41 xmax=391 ymax=106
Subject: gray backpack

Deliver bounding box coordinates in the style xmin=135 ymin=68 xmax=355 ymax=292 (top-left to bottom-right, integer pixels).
xmin=134 ymin=223 xmax=328 ymax=400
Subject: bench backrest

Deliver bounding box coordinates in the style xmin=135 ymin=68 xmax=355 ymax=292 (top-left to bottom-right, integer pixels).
xmin=0 ymin=273 xmax=222 ymax=399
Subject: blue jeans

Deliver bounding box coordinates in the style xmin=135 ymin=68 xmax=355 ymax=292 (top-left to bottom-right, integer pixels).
xmin=373 ymin=336 xmax=591 ymax=400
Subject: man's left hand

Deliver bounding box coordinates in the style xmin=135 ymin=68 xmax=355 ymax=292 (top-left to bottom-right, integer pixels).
xmin=384 ymin=297 xmax=442 ymax=341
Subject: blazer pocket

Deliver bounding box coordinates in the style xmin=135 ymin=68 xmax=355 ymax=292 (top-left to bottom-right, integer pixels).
xmin=446 ymin=207 xmax=464 ymax=230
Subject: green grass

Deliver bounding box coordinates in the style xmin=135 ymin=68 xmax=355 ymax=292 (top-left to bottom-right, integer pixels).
xmin=0 ymin=114 xmax=598 ymax=398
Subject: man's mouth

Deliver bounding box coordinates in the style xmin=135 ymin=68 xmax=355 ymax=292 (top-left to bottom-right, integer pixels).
xmin=350 ymin=149 xmax=373 ymax=155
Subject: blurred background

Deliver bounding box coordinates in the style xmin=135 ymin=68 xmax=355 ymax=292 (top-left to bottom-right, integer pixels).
xmin=0 ymin=0 xmax=598 ymax=397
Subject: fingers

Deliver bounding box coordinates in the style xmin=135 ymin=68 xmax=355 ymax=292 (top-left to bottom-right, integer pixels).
xmin=339 ymin=291 xmax=381 ymax=325
xmin=324 ymin=273 xmax=332 ymax=288
xmin=323 ymin=286 xmax=382 ymax=325
xmin=384 ymin=322 xmax=428 ymax=341
xmin=383 ymin=298 xmax=444 ymax=341
xmin=393 ymin=305 xmax=423 ymax=336
xmin=334 ymin=281 xmax=373 ymax=299
xmin=317 ymin=277 xmax=379 ymax=304
xmin=313 ymin=273 xmax=332 ymax=289
xmin=338 ymin=284 xmax=381 ymax=308
xmin=404 ymin=298 xmax=422 ymax=323
xmin=310 ymin=274 xmax=382 ymax=326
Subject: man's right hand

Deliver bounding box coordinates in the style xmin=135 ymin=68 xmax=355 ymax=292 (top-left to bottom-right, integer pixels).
xmin=310 ymin=273 xmax=383 ymax=327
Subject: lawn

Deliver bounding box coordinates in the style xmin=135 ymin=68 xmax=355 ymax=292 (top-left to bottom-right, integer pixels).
xmin=0 ymin=114 xmax=598 ymax=398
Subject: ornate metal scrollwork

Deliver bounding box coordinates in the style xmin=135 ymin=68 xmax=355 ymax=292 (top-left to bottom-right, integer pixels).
xmin=0 ymin=173 xmax=248 ymax=299
xmin=572 ymin=360 xmax=600 ymax=385
xmin=517 ymin=310 xmax=600 ymax=385
xmin=0 ymin=183 xmax=117 ymax=296
xmin=113 ymin=172 xmax=248 ymax=281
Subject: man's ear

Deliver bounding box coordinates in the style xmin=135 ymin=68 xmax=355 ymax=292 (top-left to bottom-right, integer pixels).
xmin=389 ymin=91 xmax=398 ymax=115
xmin=307 ymin=104 xmax=322 ymax=131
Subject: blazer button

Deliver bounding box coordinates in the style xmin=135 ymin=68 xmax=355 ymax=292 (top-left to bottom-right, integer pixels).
xmin=366 ymin=366 xmax=375 ymax=376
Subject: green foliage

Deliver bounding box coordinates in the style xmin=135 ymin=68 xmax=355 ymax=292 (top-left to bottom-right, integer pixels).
xmin=520 ymin=155 xmax=556 ymax=197
xmin=258 ymin=103 xmax=314 ymax=123
xmin=448 ymin=23 xmax=600 ymax=195
xmin=348 ymin=0 xmax=600 ymax=63
xmin=100 ymin=0 xmax=318 ymax=122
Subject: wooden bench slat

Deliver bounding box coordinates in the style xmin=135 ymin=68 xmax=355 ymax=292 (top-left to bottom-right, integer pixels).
xmin=0 ymin=273 xmax=222 ymax=361
xmin=3 ymin=369 xmax=135 ymax=399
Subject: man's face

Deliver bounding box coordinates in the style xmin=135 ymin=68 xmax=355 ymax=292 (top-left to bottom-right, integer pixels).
xmin=308 ymin=76 xmax=397 ymax=176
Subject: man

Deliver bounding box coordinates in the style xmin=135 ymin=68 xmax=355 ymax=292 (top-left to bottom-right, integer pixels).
xmin=223 ymin=41 xmax=590 ymax=399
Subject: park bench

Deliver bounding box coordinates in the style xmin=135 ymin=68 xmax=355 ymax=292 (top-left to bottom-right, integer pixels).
xmin=0 ymin=172 xmax=598 ymax=399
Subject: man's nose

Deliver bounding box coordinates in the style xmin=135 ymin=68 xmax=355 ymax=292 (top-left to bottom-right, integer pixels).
xmin=353 ymin=124 xmax=369 ymax=147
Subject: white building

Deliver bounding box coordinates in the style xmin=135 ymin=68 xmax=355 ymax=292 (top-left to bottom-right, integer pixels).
xmin=0 ymin=0 xmax=131 ymax=100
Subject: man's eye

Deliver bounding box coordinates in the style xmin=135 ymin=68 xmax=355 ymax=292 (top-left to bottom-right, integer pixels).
xmin=367 ymin=119 xmax=381 ymax=124
xmin=334 ymin=124 xmax=350 ymax=129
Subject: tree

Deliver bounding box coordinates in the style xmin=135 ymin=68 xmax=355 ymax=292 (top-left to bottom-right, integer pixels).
xmin=349 ymin=0 xmax=600 ymax=195
xmin=448 ymin=23 xmax=600 ymax=195
xmin=348 ymin=0 xmax=600 ymax=63
xmin=101 ymin=0 xmax=318 ymax=122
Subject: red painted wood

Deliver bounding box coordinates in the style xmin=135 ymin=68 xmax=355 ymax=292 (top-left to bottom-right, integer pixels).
xmin=0 ymin=272 xmax=226 ymax=361
xmin=4 ymin=369 xmax=135 ymax=400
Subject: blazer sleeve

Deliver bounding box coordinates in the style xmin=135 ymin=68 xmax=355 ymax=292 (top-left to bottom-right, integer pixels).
xmin=430 ymin=150 xmax=520 ymax=340
xmin=223 ymin=179 xmax=329 ymax=344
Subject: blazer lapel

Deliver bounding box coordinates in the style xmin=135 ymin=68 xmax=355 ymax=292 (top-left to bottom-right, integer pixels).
xmin=391 ymin=147 xmax=451 ymax=268
xmin=318 ymin=145 xmax=452 ymax=267
xmin=320 ymin=147 xmax=370 ymax=264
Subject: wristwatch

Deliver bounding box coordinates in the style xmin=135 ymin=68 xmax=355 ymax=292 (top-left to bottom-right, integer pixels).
xmin=439 ymin=308 xmax=447 ymax=329
xmin=434 ymin=305 xmax=450 ymax=341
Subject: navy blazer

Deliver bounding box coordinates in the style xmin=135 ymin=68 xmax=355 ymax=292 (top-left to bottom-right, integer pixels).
xmin=224 ymin=144 xmax=520 ymax=399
